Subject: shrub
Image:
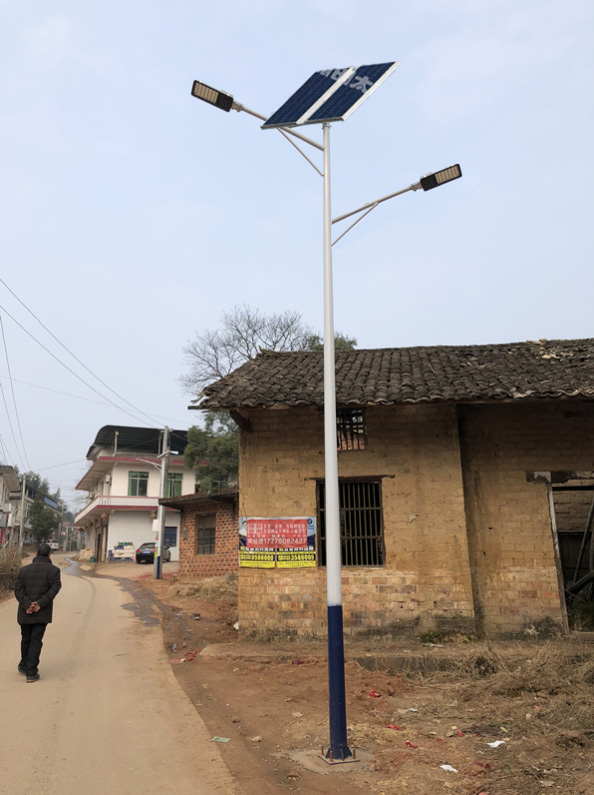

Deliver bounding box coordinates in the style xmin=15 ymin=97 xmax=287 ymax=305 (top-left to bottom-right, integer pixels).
xmin=0 ymin=544 xmax=22 ymax=594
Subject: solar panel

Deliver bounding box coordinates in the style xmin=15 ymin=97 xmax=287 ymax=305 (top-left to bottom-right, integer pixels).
xmin=262 ymin=68 xmax=355 ymax=129
xmin=262 ymin=62 xmax=399 ymax=130
xmin=306 ymin=62 xmax=399 ymax=124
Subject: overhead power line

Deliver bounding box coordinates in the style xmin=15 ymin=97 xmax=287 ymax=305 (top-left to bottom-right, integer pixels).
xmin=0 ymin=312 xmax=31 ymax=469
xmin=0 ymin=376 xmax=192 ymax=427
xmin=0 ymin=366 xmax=26 ymax=470
xmin=0 ymin=301 xmax=154 ymax=428
xmin=0 ymin=277 xmax=160 ymax=426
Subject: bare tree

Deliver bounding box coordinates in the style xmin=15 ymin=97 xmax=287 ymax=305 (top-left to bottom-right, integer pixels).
xmin=181 ymin=305 xmax=316 ymax=394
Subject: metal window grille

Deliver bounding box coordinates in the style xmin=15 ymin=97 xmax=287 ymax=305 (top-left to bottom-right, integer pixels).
xmin=196 ymin=513 xmax=216 ymax=555
xmin=337 ymin=409 xmax=367 ymax=451
xmin=128 ymin=471 xmax=148 ymax=496
xmin=318 ymin=480 xmax=384 ymax=567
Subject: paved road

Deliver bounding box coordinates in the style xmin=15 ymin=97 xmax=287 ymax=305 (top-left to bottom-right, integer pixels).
xmin=0 ymin=554 xmax=237 ymax=795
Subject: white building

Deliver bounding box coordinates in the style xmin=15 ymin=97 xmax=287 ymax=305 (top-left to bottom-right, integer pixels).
xmin=0 ymin=466 xmax=61 ymax=545
xmin=74 ymin=426 xmax=193 ymax=562
xmin=0 ymin=465 xmax=20 ymax=545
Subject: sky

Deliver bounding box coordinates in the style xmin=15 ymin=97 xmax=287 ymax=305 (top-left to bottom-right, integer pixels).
xmin=1 ymin=0 xmax=593 ymax=509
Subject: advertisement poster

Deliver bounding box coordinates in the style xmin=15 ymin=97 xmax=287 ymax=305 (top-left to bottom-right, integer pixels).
xmin=239 ymin=517 xmax=316 ymax=568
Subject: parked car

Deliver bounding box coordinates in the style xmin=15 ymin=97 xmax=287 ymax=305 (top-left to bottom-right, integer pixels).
xmin=49 ymin=541 xmax=60 ymax=552
xmin=135 ymin=542 xmax=171 ymax=564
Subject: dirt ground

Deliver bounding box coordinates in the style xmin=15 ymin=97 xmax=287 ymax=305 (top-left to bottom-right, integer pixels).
xmin=90 ymin=563 xmax=594 ymax=795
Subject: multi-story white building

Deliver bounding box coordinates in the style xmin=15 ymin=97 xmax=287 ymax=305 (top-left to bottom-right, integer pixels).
xmin=0 ymin=465 xmax=20 ymax=545
xmin=74 ymin=426 xmax=193 ymax=562
xmin=1 ymin=465 xmax=61 ymax=545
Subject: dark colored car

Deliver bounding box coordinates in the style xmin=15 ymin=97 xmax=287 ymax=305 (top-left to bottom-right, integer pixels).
xmin=135 ymin=542 xmax=171 ymax=564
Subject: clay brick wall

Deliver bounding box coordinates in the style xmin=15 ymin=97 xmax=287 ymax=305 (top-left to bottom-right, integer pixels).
xmin=553 ymin=486 xmax=593 ymax=533
xmin=178 ymin=499 xmax=238 ymax=578
xmin=458 ymin=402 xmax=594 ymax=637
xmin=238 ymin=404 xmax=476 ymax=640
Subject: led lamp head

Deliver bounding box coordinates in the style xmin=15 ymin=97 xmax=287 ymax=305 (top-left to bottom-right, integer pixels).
xmin=420 ymin=164 xmax=462 ymax=191
xmin=191 ymin=81 xmax=234 ymax=112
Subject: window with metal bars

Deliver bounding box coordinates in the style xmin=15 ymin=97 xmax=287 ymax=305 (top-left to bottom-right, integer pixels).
xmin=317 ymin=480 xmax=384 ymax=567
xmin=196 ymin=513 xmax=216 ymax=555
xmin=337 ymin=409 xmax=367 ymax=450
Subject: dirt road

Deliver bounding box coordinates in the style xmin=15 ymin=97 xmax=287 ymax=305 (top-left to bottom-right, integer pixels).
xmin=0 ymin=554 xmax=237 ymax=795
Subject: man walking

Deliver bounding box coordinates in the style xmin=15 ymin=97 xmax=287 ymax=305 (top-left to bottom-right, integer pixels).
xmin=14 ymin=543 xmax=62 ymax=683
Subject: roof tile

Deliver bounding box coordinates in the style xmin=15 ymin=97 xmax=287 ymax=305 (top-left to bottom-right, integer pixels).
xmin=194 ymin=339 xmax=594 ymax=410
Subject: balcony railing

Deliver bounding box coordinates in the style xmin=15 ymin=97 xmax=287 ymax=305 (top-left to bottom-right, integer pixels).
xmin=75 ymin=495 xmax=160 ymax=523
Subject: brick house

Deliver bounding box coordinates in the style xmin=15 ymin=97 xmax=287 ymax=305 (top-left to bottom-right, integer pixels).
xmin=159 ymin=490 xmax=238 ymax=578
xmin=193 ymin=338 xmax=594 ymax=640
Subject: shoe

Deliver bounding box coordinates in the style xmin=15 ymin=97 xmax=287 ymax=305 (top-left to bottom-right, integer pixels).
xmin=18 ymin=664 xmax=27 ymax=676
xmin=26 ymin=674 xmax=40 ymax=683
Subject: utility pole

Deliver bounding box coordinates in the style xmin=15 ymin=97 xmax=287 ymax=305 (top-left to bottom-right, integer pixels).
xmin=154 ymin=426 xmax=170 ymax=580
xmin=19 ymin=475 xmax=26 ymax=551
xmin=60 ymin=503 xmax=66 ymax=551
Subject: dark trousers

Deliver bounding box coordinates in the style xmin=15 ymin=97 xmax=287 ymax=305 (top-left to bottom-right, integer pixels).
xmin=20 ymin=623 xmax=47 ymax=676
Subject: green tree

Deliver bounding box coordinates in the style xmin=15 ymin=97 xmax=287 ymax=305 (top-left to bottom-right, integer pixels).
xmin=184 ymin=414 xmax=238 ymax=494
xmin=302 ymin=332 xmax=358 ymax=353
xmin=16 ymin=469 xmax=62 ymax=503
xmin=29 ymin=497 xmax=61 ymax=545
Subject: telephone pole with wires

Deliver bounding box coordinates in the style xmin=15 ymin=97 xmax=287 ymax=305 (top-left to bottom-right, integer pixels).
xmin=154 ymin=427 xmax=170 ymax=580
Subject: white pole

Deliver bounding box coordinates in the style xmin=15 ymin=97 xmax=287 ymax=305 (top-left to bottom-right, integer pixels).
xmin=322 ymin=122 xmax=351 ymax=761
xmin=154 ymin=426 xmax=170 ymax=580
xmin=323 ymin=123 xmax=341 ymax=608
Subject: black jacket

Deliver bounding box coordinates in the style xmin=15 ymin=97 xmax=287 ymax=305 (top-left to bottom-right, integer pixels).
xmin=14 ymin=556 xmax=62 ymax=625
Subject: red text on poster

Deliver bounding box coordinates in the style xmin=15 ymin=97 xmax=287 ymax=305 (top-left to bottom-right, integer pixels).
xmin=245 ymin=518 xmax=309 ymax=550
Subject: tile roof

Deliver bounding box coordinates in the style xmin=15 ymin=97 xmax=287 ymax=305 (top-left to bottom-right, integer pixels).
xmin=193 ymin=339 xmax=594 ymax=410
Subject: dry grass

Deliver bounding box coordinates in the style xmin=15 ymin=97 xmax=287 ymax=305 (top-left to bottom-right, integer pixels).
xmin=0 ymin=544 xmax=22 ymax=595
xmin=414 ymin=639 xmax=594 ymax=794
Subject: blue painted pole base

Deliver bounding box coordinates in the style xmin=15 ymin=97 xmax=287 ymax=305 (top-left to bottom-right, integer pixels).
xmin=327 ymin=604 xmax=352 ymax=761
xmin=155 ymin=556 xmax=162 ymax=580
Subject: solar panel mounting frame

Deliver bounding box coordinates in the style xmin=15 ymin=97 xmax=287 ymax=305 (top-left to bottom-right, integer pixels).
xmin=261 ymin=62 xmax=400 ymax=130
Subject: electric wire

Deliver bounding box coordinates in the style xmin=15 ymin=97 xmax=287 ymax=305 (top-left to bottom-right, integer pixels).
xmin=0 ymin=368 xmax=26 ymax=471
xmin=0 ymin=302 xmax=154 ymax=428
xmin=0 ymin=277 xmax=160 ymax=425
xmin=0 ymin=376 xmax=193 ymax=426
xmin=0 ymin=432 xmax=11 ymax=463
xmin=0 ymin=313 xmax=31 ymax=469
xmin=36 ymin=458 xmax=88 ymax=472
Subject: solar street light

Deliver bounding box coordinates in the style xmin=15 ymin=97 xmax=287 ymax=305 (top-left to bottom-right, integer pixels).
xmin=191 ymin=80 xmax=235 ymax=112
xmin=420 ymin=163 xmax=462 ymax=191
xmin=190 ymin=63 xmax=461 ymax=765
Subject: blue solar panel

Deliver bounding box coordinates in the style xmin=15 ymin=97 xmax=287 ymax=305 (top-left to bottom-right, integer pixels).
xmin=307 ymin=63 xmax=398 ymax=124
xmin=262 ymin=68 xmax=353 ymax=129
xmin=262 ymin=62 xmax=398 ymax=130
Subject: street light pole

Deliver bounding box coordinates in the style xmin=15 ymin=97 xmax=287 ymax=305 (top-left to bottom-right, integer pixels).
xmin=322 ymin=122 xmax=351 ymax=761
xmin=189 ymin=70 xmax=461 ymax=764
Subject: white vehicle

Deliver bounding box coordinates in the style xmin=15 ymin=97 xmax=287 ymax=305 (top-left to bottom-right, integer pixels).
xmin=49 ymin=541 xmax=60 ymax=552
